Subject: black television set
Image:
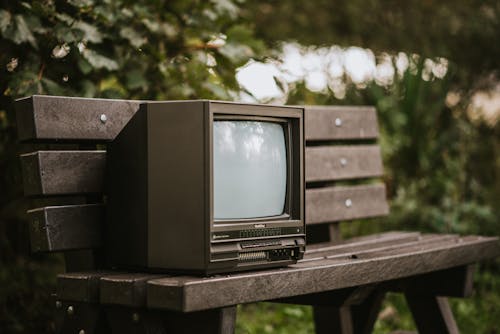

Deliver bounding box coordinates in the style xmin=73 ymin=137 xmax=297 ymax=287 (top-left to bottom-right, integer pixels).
xmin=106 ymin=100 xmax=305 ymax=274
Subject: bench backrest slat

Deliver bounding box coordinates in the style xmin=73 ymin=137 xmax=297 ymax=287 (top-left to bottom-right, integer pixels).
xmin=17 ymin=96 xmax=378 ymax=142
xmin=17 ymin=95 xmax=390 ymax=259
xmin=21 ymin=146 xmax=384 ymax=196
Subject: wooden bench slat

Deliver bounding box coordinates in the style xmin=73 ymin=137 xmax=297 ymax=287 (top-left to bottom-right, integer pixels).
xmin=21 ymin=151 xmax=106 ymax=196
xmin=305 ymin=106 xmax=379 ymax=141
xmin=146 ymin=235 xmax=499 ymax=311
xmin=28 ymin=204 xmax=104 ymax=252
xmin=55 ymin=234 xmax=500 ymax=312
xmin=15 ymin=95 xmax=142 ymax=141
xmin=306 ymin=145 xmax=383 ymax=182
xmin=29 ymin=183 xmax=389 ymax=253
xmin=306 ymin=184 xmax=389 ymax=224
xmin=100 ymin=274 xmax=161 ymax=307
xmin=304 ymin=231 xmax=421 ymax=259
xmin=57 ymin=271 xmax=113 ymax=303
xmin=16 ymin=96 xmax=376 ymax=142
xmin=21 ymin=145 xmax=384 ymax=196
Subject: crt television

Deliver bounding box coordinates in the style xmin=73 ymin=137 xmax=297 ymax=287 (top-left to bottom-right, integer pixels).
xmin=106 ymin=100 xmax=305 ymax=274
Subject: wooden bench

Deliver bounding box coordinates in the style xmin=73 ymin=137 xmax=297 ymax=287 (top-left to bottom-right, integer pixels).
xmin=16 ymin=95 xmax=500 ymax=334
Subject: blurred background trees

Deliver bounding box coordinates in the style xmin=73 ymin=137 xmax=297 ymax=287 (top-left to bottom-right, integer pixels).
xmin=1 ymin=0 xmax=498 ymax=333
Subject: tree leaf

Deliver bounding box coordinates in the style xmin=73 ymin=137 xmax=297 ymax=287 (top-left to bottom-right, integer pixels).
xmin=0 ymin=9 xmax=11 ymax=33
xmin=120 ymin=27 xmax=146 ymax=48
xmin=4 ymin=15 xmax=38 ymax=48
xmin=82 ymin=49 xmax=119 ymax=70
xmin=74 ymin=21 xmax=103 ymax=43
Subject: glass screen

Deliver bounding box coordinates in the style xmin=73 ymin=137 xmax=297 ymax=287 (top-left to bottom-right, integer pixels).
xmin=213 ymin=121 xmax=287 ymax=220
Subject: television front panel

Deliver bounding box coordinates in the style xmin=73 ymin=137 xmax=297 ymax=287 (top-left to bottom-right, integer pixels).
xmin=106 ymin=100 xmax=305 ymax=274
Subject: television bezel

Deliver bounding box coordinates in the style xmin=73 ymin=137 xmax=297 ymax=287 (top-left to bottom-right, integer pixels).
xmin=207 ymin=102 xmax=304 ymax=243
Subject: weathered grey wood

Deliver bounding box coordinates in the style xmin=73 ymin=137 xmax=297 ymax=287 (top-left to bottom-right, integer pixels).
xmin=15 ymin=97 xmax=376 ymax=142
xmin=306 ymin=145 xmax=383 ymax=182
xmin=313 ymin=305 xmax=353 ymax=334
xmin=405 ymin=295 xmax=459 ymax=334
xmin=306 ymin=184 xmax=389 ymax=224
xmin=304 ymin=232 xmax=421 ymax=260
xmin=15 ymin=95 xmax=142 ymax=141
xmin=28 ymin=204 xmax=103 ymax=252
xmin=20 ymin=145 xmax=383 ymax=196
xmin=305 ymin=106 xmax=378 ymax=141
xmin=100 ymin=274 xmax=162 ymax=307
xmin=29 ymin=184 xmax=389 ymax=254
xmin=21 ymin=151 xmax=105 ymax=195
xmin=145 ymin=235 xmax=499 ymax=311
xmin=58 ymin=272 xmax=113 ymax=303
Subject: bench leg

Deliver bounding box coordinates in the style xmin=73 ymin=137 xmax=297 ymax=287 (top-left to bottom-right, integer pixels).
xmin=106 ymin=306 xmax=237 ymax=334
xmin=404 ymin=294 xmax=459 ymax=334
xmin=313 ymin=290 xmax=385 ymax=334
xmin=314 ymin=305 xmax=353 ymax=334
xmin=351 ymin=291 xmax=386 ymax=334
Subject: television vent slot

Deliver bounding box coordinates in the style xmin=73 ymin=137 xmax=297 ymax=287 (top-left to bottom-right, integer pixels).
xmin=239 ymin=251 xmax=267 ymax=262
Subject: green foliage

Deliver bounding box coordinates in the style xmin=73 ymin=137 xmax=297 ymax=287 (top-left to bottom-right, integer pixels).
xmin=0 ymin=1 xmax=265 ymax=333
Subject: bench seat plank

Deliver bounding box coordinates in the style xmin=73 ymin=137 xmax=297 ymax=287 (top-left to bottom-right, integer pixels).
xmin=147 ymin=235 xmax=499 ymax=312
xmin=56 ymin=234 xmax=500 ymax=312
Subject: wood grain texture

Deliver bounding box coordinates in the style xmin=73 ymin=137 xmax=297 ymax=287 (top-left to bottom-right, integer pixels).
xmin=146 ymin=235 xmax=499 ymax=311
xmin=21 ymin=151 xmax=105 ymax=195
xmin=306 ymin=145 xmax=383 ymax=182
xmin=306 ymin=184 xmax=389 ymax=224
xmin=20 ymin=145 xmax=383 ymax=196
xmin=100 ymin=274 xmax=162 ymax=307
xmin=58 ymin=272 xmax=113 ymax=303
xmin=55 ymin=235 xmax=500 ymax=311
xmin=15 ymin=95 xmax=142 ymax=141
xmin=305 ymin=106 xmax=378 ymax=141
xmin=28 ymin=204 xmax=103 ymax=252
xmin=29 ymin=184 xmax=390 ymax=255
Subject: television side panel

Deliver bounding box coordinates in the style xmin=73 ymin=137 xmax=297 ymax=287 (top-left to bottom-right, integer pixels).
xmin=106 ymin=105 xmax=148 ymax=268
xmin=147 ymin=101 xmax=207 ymax=270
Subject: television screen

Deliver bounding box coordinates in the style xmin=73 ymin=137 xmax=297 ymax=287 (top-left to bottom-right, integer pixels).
xmin=213 ymin=121 xmax=287 ymax=220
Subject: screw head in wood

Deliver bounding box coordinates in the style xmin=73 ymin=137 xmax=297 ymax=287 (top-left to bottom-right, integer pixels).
xmin=345 ymin=198 xmax=353 ymax=208
xmin=340 ymin=158 xmax=348 ymax=167
xmin=335 ymin=118 xmax=342 ymax=127
xmin=132 ymin=312 xmax=140 ymax=323
xmin=67 ymin=305 xmax=74 ymax=316
xmin=100 ymin=114 xmax=107 ymax=123
xmin=55 ymin=301 xmax=62 ymax=309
